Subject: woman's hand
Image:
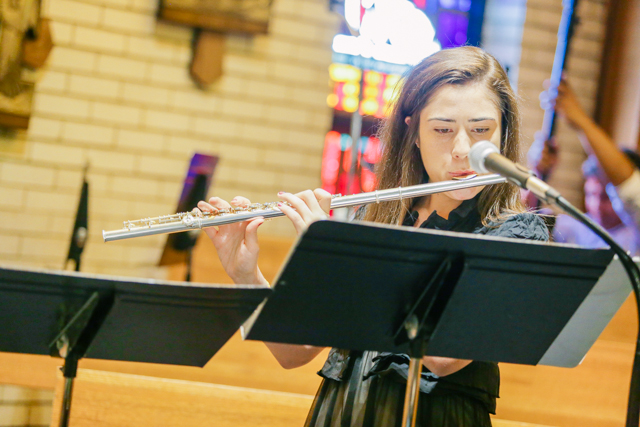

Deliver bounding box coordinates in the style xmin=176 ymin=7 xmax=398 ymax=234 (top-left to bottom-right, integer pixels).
xmin=277 ymin=188 xmax=332 ymax=235
xmin=197 ymin=196 xmax=267 ymax=285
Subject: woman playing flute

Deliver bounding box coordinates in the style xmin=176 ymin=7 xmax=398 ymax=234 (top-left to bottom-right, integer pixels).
xmin=198 ymin=46 xmax=548 ymax=427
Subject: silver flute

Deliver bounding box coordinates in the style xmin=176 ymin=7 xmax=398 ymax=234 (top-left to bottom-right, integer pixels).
xmin=102 ymin=174 xmax=506 ymax=242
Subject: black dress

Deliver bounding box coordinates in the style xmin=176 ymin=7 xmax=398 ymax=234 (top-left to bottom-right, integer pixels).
xmin=304 ymin=197 xmax=549 ymax=427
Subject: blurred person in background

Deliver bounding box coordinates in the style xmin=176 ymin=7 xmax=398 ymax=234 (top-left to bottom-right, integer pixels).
xmin=530 ymin=79 xmax=640 ymax=255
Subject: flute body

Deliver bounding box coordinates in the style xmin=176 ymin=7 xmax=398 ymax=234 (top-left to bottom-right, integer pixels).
xmin=102 ymin=174 xmax=506 ymax=242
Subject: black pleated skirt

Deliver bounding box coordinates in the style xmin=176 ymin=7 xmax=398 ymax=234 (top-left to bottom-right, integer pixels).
xmin=305 ymin=351 xmax=495 ymax=427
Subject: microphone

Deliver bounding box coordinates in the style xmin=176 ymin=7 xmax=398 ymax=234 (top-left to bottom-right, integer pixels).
xmin=469 ymin=140 xmax=561 ymax=203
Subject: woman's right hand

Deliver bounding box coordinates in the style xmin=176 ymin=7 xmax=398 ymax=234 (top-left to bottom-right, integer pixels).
xmin=197 ymin=196 xmax=267 ymax=285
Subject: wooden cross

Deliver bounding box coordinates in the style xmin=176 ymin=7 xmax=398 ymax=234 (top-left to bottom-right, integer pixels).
xmin=158 ymin=0 xmax=271 ymax=86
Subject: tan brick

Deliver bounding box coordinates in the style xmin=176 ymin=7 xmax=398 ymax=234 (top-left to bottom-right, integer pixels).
xmin=29 ymin=141 xmax=85 ymax=166
xmin=91 ymin=195 xmax=131 ymax=219
xmin=111 ymin=176 xmax=161 ymax=197
xmin=247 ymin=79 xmax=289 ymax=101
xmin=50 ymin=21 xmax=74 ymax=45
xmin=137 ymin=155 xmax=187 ymax=178
xmin=173 ymin=90 xmax=219 ymax=114
xmin=270 ymin=16 xmax=320 ymax=43
xmin=101 ymin=0 xmax=131 ymax=10
xmin=235 ymin=166 xmax=277 ymax=188
xmin=263 ymin=148 xmax=305 ymax=168
xmin=241 ymin=123 xmax=285 ymax=145
xmin=193 ymin=117 xmax=239 ymax=138
xmin=211 ymin=74 xmax=246 ymax=95
xmin=174 ymin=44 xmax=191 ymax=65
xmin=295 ymin=44 xmax=334 ymax=67
xmin=48 ymin=0 xmax=102 ymax=25
xmin=160 ymin=180 xmax=182 ymax=199
xmin=253 ymin=37 xmax=296 ymax=59
xmin=285 ymin=129 xmax=324 ymax=150
xmin=1 ymin=163 xmax=56 ymax=187
xmin=48 ymin=47 xmax=97 ymax=73
xmin=92 ymin=102 xmax=142 ymax=126
xmin=1 ymin=384 xmax=36 ymax=401
xmin=0 ymin=235 xmax=20 ymax=255
xmin=55 ymin=169 xmax=84 ymax=190
xmin=224 ymin=54 xmax=269 ymax=78
xmin=130 ymin=0 xmax=157 ymax=13
xmin=277 ymin=171 xmax=321 ymax=192
xmin=271 ymin=61 xmax=316 ymax=84
xmin=21 ymin=236 xmax=68 ymax=258
xmin=25 ymin=189 xmax=78 ymax=214
xmin=166 ymin=135 xmax=217 ymax=155
xmin=144 ymin=109 xmax=190 ymax=132
xmin=85 ymin=172 xmax=110 ymax=193
xmin=220 ymin=98 xmax=264 ymax=120
xmin=122 ymin=83 xmax=170 ymax=106
xmin=217 ymin=142 xmax=260 ymax=163
xmin=127 ymin=36 xmax=175 ymax=62
xmin=62 ymin=122 xmax=114 ymax=146
xmin=102 ymin=8 xmax=155 ymax=34
xmin=149 ymin=63 xmax=192 ymax=86
xmin=0 ymin=211 xmax=51 ymax=233
xmin=74 ymin=27 xmax=126 ymax=54
xmin=37 ymin=70 xmax=68 ymax=92
xmin=28 ymin=404 xmax=54 ymax=426
xmin=28 ymin=117 xmax=63 ymax=139
xmin=97 ymin=54 xmax=148 ymax=80
xmin=266 ymin=104 xmax=308 ymax=126
xmin=86 ymin=149 xmax=136 ymax=173
xmin=69 ymin=74 xmax=120 ymax=99
xmin=83 ymin=241 xmax=129 ymax=263
xmin=295 ymin=87 xmax=331 ymax=109
xmin=0 ymin=186 xmax=25 ymax=208
xmin=33 ymin=93 xmax=90 ymax=119
xmin=117 ymin=129 xmax=165 ymax=151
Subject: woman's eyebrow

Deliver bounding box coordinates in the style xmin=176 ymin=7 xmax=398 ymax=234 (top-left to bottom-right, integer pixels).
xmin=427 ymin=117 xmax=455 ymax=122
xmin=469 ymin=117 xmax=496 ymax=122
xmin=426 ymin=117 xmax=497 ymax=122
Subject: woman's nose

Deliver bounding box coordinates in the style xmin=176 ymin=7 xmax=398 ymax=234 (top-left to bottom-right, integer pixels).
xmin=452 ymin=132 xmax=472 ymax=159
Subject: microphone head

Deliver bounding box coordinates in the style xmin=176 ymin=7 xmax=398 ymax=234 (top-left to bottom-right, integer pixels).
xmin=469 ymin=141 xmax=500 ymax=174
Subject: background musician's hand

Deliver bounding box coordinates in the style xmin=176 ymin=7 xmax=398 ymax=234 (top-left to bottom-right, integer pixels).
xmin=555 ymin=79 xmax=592 ymax=131
xmin=197 ymin=196 xmax=267 ymax=285
xmin=277 ymin=188 xmax=332 ymax=235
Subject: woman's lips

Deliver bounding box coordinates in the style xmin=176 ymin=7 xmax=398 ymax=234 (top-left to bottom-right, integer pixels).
xmin=450 ymin=170 xmax=478 ymax=180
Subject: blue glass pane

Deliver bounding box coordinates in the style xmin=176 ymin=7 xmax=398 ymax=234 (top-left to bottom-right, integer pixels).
xmin=437 ymin=12 xmax=469 ymax=48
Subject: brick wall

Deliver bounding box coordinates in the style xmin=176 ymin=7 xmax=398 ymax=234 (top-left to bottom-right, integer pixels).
xmin=0 ymin=0 xmax=339 ymax=278
xmin=517 ymin=0 xmax=610 ymax=206
xmin=0 ymin=385 xmax=52 ymax=427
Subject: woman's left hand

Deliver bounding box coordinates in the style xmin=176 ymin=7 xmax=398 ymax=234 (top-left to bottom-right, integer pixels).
xmin=277 ymin=188 xmax=332 ymax=235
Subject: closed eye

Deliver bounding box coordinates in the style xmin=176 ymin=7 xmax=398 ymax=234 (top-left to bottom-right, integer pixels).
xmin=435 ymin=128 xmax=453 ymax=134
xmin=474 ymin=128 xmax=490 ymax=134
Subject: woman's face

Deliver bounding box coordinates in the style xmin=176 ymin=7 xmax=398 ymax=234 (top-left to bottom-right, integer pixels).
xmin=416 ymin=82 xmax=502 ymax=201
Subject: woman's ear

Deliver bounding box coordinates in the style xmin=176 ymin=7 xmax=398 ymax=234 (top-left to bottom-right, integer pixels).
xmin=405 ymin=117 xmax=420 ymax=148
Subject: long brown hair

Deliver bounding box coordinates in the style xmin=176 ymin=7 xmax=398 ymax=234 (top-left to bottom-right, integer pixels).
xmin=364 ymin=46 xmax=525 ymax=226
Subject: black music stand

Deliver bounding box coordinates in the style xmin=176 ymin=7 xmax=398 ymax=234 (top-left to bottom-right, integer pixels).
xmin=0 ymin=266 xmax=270 ymax=427
xmin=244 ymin=220 xmax=622 ymax=427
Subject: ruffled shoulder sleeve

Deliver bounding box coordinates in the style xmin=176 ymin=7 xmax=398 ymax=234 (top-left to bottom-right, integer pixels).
xmin=478 ymin=212 xmax=549 ymax=242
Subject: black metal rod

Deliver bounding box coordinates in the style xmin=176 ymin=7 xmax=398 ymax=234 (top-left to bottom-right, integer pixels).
xmin=554 ymin=196 xmax=640 ymax=427
xmin=59 ymin=375 xmax=75 ymax=427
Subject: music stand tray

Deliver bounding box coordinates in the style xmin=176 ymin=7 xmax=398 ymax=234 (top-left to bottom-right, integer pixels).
xmin=0 ymin=266 xmax=271 ymax=426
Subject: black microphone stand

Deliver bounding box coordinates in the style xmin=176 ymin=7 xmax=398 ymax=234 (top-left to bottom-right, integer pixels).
xmin=532 ymin=189 xmax=640 ymax=427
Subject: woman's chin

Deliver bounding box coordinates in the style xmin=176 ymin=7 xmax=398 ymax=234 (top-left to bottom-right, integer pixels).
xmin=446 ymin=187 xmax=484 ymax=201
